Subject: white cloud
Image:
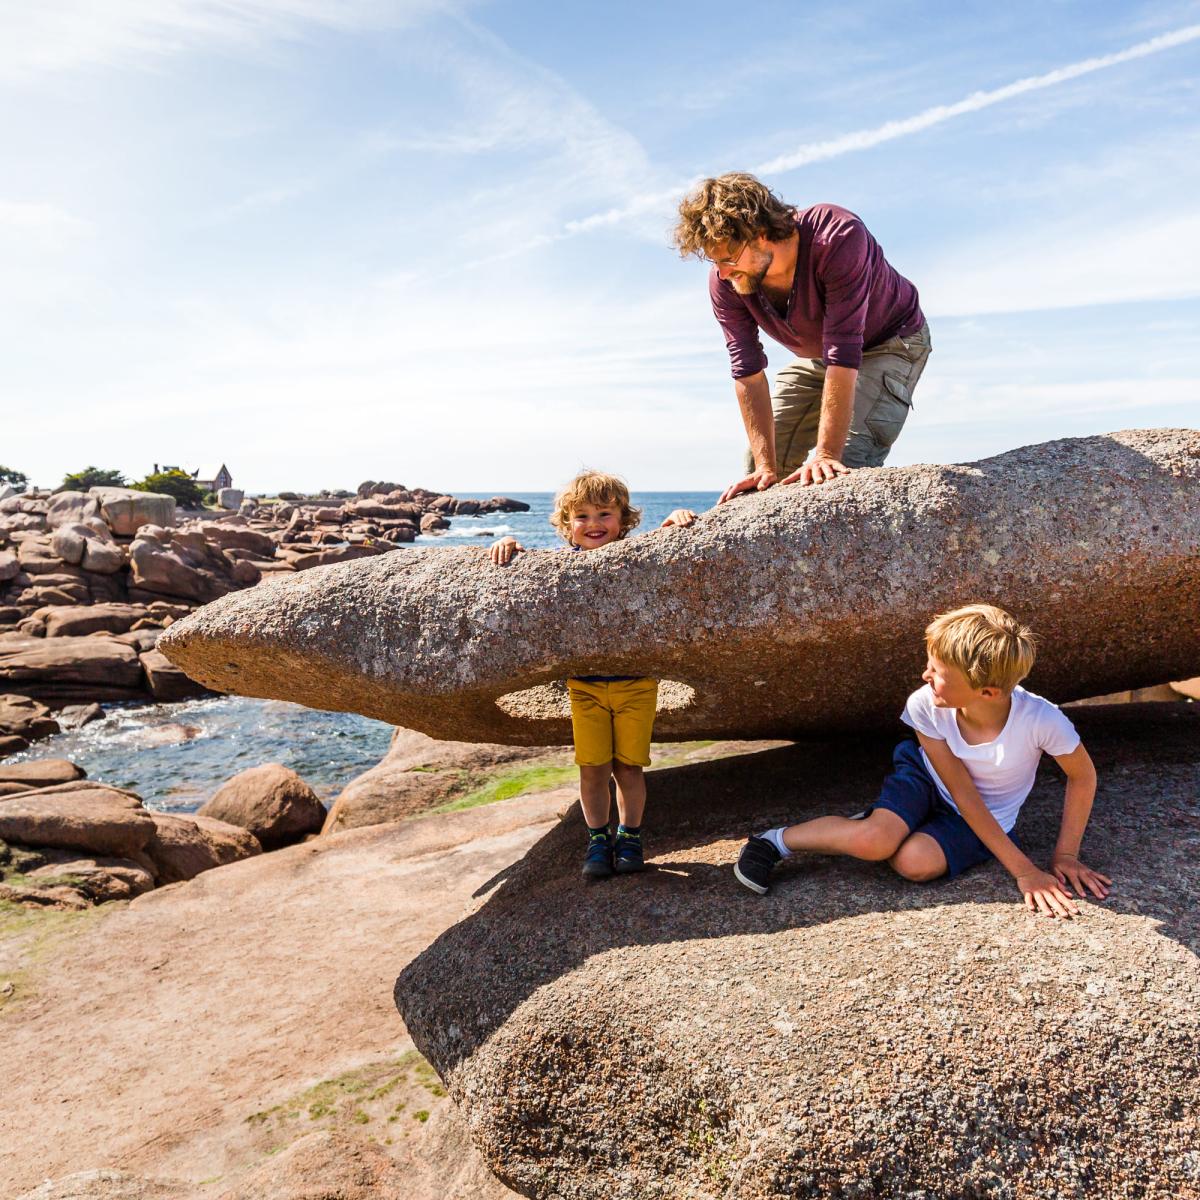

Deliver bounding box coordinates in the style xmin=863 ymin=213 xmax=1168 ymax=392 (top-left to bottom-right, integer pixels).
xmin=0 ymin=200 xmax=91 ymax=245
xmin=0 ymin=0 xmax=449 ymax=82
xmin=921 ymin=210 xmax=1200 ymax=317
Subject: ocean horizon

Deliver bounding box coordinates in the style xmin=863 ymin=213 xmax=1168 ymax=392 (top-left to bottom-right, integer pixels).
xmin=415 ymin=490 xmax=722 ymax=551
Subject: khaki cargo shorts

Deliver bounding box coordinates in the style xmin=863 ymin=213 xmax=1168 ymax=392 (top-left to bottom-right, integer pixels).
xmin=744 ymin=321 xmax=932 ymax=476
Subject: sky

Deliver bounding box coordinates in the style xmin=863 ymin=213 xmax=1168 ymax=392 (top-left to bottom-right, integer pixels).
xmin=2 ymin=0 xmax=1199 ymax=493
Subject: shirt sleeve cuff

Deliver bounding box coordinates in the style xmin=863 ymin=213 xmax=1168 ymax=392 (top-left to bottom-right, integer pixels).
xmin=822 ymin=341 xmax=863 ymax=369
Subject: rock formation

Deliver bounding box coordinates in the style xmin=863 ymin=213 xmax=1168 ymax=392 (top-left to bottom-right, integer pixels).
xmin=0 ymin=478 xmax=526 ymax=745
xmin=198 ymin=763 xmax=326 ymax=850
xmin=395 ymin=703 xmax=1200 ymax=1199
xmin=161 ymin=429 xmax=1200 ymax=743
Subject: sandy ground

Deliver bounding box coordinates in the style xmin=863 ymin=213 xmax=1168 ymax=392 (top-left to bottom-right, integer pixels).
xmin=0 ymin=788 xmax=576 ymax=1197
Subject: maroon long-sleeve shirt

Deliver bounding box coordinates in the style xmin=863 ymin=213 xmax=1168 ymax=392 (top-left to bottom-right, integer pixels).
xmin=710 ymin=204 xmax=924 ymax=377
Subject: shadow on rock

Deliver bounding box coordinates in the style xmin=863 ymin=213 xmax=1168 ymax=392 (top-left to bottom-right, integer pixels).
xmin=395 ymin=703 xmax=1200 ymax=1200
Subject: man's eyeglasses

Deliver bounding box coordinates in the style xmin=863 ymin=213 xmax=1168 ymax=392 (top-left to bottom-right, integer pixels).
xmin=700 ymin=240 xmax=750 ymax=268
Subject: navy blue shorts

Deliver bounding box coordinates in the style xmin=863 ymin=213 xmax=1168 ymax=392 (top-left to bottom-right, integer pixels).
xmin=869 ymin=739 xmax=1008 ymax=879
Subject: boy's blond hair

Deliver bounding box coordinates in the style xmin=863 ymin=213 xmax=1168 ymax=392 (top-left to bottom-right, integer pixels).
xmin=925 ymin=603 xmax=1036 ymax=692
xmin=550 ymin=470 xmax=641 ymax=542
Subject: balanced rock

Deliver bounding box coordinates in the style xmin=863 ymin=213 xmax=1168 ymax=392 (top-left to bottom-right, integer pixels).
xmin=198 ymin=763 xmax=325 ymax=850
xmin=395 ymin=704 xmax=1200 ymax=1199
xmin=161 ymin=429 xmax=1200 ymax=745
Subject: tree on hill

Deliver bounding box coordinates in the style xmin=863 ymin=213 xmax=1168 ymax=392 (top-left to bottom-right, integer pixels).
xmin=0 ymin=465 xmax=27 ymax=486
xmin=133 ymin=469 xmax=205 ymax=508
xmin=58 ymin=466 xmax=126 ymax=492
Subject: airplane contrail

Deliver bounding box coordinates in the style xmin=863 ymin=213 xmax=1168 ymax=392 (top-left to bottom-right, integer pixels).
xmin=563 ymin=23 xmax=1200 ymax=237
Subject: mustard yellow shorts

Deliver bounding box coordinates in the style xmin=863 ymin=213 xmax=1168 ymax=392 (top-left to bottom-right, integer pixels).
xmin=567 ymin=677 xmax=658 ymax=768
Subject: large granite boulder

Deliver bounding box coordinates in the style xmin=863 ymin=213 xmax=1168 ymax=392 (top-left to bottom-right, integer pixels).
xmin=38 ymin=602 xmax=147 ymax=637
xmin=145 ymin=812 xmax=261 ymax=883
xmin=395 ymin=704 xmax=1200 ymax=1199
xmin=322 ymin=728 xmax=563 ymax=835
xmin=89 ymin=487 xmax=175 ymax=536
xmin=0 ymin=759 xmax=85 ymax=793
xmin=138 ymin=648 xmax=211 ymax=701
xmin=0 ymin=783 xmax=156 ymax=859
xmin=198 ymin=763 xmax=325 ymax=849
xmin=0 ymin=636 xmax=145 ymax=703
xmin=45 ymin=492 xmax=101 ymax=529
xmin=0 ymin=694 xmax=60 ymax=741
xmin=128 ymin=525 xmax=254 ymax=604
xmin=160 ymin=429 xmax=1200 ymax=744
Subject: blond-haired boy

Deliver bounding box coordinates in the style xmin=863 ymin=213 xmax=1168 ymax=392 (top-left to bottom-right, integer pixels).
xmin=490 ymin=469 xmax=695 ymax=879
xmin=735 ymin=603 xmax=1112 ymax=917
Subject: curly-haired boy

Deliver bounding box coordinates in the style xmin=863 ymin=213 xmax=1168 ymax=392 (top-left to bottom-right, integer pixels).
xmin=490 ymin=470 xmax=694 ymax=879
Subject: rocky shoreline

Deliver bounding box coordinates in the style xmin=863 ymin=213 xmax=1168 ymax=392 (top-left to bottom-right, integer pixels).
xmin=0 ymin=482 xmax=529 ymax=754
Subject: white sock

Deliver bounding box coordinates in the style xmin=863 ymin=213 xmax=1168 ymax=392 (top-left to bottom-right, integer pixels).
xmin=757 ymin=826 xmax=791 ymax=857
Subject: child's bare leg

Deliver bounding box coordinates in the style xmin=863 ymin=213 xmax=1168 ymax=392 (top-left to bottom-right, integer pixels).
xmin=780 ymin=809 xmax=909 ymax=861
xmin=611 ymin=761 xmax=646 ymax=828
xmin=888 ymin=832 xmax=948 ymax=882
xmin=578 ymin=764 xmax=613 ymax=829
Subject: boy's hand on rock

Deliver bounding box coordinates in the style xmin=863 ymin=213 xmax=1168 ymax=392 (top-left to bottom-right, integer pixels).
xmin=489 ymin=537 xmax=524 ymax=565
xmin=661 ymin=509 xmax=697 ymax=528
xmin=1052 ymin=853 xmax=1112 ymax=901
xmin=1017 ymin=868 xmax=1081 ymax=919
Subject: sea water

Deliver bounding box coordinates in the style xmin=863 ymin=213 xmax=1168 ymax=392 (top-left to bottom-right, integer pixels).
xmin=7 ymin=491 xmax=720 ymax=811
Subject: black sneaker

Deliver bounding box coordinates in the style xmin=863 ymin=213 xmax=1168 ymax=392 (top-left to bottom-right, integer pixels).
xmin=582 ymin=831 xmax=614 ymax=879
xmin=734 ymin=835 xmax=782 ymax=895
xmin=613 ymin=830 xmax=644 ymax=874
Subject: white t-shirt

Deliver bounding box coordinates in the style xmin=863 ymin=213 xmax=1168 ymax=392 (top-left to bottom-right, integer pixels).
xmin=900 ymin=684 xmax=1081 ymax=833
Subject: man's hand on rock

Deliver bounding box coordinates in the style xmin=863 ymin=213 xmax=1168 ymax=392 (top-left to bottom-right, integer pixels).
xmin=718 ymin=468 xmax=778 ymax=504
xmin=1051 ymin=853 xmax=1112 ymax=901
xmin=489 ymin=536 xmax=524 ymax=565
xmin=780 ymin=454 xmax=851 ymax=488
xmin=1017 ymin=868 xmax=1081 ymax=919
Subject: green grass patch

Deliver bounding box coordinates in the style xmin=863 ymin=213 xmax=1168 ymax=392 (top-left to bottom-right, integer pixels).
xmin=414 ymin=1110 xmax=430 ymax=1123
xmin=429 ymin=764 xmax=577 ymax=814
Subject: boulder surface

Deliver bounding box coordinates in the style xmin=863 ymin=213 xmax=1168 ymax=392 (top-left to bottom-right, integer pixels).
xmin=395 ymin=704 xmax=1200 ymax=1199
xmin=199 ymin=763 xmax=326 ymax=849
xmin=161 ymin=429 xmax=1200 ymax=744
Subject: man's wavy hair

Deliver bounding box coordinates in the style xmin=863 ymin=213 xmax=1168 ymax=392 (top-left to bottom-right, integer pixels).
xmin=550 ymin=470 xmax=642 ymax=543
xmin=673 ymin=173 xmax=797 ymax=259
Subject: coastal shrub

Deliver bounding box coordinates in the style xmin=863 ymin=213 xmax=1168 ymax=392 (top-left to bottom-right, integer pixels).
xmin=277 ymin=491 xmax=301 ymax=502
xmin=202 ymin=491 xmax=218 ymax=506
xmin=0 ymin=464 xmax=27 ymax=486
xmin=133 ymin=469 xmax=205 ymax=507
xmin=57 ymin=466 xmax=125 ymax=492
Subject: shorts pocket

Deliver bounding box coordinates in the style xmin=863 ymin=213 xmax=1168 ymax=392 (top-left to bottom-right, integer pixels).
xmin=864 ymin=373 xmax=912 ymax=448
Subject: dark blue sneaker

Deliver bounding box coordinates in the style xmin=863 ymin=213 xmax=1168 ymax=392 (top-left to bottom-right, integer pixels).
xmin=613 ymin=829 xmax=644 ymax=874
xmin=582 ymin=831 xmax=613 ymax=879
xmin=734 ymin=835 xmax=782 ymax=895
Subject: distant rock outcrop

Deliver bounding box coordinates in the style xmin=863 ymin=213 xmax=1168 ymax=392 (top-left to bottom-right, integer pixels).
xmin=395 ymin=704 xmax=1200 ymax=1199
xmin=162 ymin=429 xmax=1200 ymax=743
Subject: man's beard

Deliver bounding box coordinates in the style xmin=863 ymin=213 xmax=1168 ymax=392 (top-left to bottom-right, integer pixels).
xmin=727 ymin=250 xmax=771 ymax=295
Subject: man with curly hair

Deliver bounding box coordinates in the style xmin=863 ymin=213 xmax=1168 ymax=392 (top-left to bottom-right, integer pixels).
xmin=674 ymin=173 xmax=931 ymax=503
